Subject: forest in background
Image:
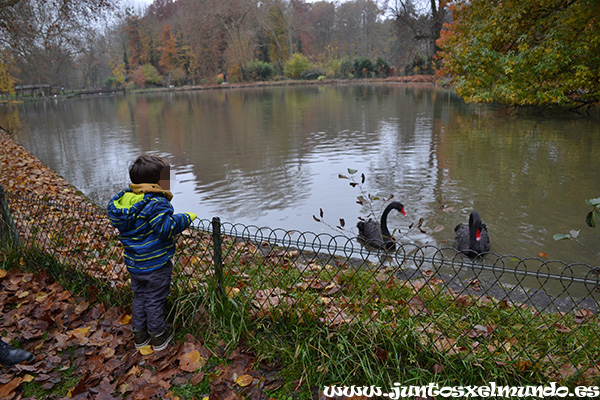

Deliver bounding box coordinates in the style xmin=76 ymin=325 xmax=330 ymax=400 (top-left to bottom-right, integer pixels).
xmin=0 ymin=0 xmax=447 ymax=91
xmin=1 ymin=0 xmax=598 ymax=107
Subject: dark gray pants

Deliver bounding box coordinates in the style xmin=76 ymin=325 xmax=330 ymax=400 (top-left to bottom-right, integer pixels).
xmin=130 ymin=260 xmax=173 ymax=333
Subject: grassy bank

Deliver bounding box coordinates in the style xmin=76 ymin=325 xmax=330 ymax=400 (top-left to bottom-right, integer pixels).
xmin=3 ymin=232 xmax=599 ymax=399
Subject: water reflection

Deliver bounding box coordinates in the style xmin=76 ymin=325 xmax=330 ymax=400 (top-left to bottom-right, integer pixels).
xmin=4 ymin=84 xmax=600 ymax=268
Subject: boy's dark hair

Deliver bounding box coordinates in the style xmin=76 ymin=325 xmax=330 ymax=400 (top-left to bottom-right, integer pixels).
xmin=129 ymin=155 xmax=169 ymax=184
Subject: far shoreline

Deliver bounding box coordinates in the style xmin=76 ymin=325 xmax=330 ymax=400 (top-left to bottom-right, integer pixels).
xmin=2 ymin=75 xmax=441 ymax=103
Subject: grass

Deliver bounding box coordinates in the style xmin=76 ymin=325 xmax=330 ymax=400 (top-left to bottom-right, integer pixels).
xmin=22 ymin=364 xmax=81 ymax=398
xmin=180 ymin=234 xmax=600 ymax=388
xmin=171 ymin=381 xmax=210 ymax=400
xmin=2 ymin=216 xmax=600 ymax=397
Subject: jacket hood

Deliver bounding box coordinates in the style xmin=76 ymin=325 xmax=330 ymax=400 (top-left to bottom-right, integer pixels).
xmin=106 ymin=190 xmax=151 ymax=231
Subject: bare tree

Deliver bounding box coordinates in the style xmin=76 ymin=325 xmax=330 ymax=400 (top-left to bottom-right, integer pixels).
xmin=388 ymin=0 xmax=448 ymax=55
xmin=207 ymin=0 xmax=260 ymax=81
xmin=1 ymin=0 xmax=115 ymax=88
xmin=173 ymin=0 xmax=227 ymax=81
xmin=306 ymin=1 xmax=335 ymax=60
xmin=333 ymin=0 xmax=384 ymax=58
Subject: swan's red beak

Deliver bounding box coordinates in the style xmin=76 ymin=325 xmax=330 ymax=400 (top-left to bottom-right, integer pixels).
xmin=401 ymin=208 xmax=407 ymax=216
xmin=476 ymin=229 xmax=481 ymax=241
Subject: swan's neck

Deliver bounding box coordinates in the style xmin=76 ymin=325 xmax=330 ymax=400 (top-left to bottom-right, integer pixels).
xmin=380 ymin=207 xmax=393 ymax=239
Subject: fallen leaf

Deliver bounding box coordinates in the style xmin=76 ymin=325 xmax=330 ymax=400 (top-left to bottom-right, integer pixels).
xmin=235 ymin=374 xmax=254 ymax=387
xmin=575 ymin=309 xmax=594 ymax=324
xmin=69 ymin=326 xmax=90 ymax=340
xmin=75 ymin=300 xmax=89 ymax=314
xmin=468 ymin=325 xmax=493 ymax=339
xmin=179 ymin=350 xmax=206 ymax=372
xmin=190 ymin=371 xmax=205 ymax=385
xmin=374 ymin=347 xmax=388 ymax=362
xmin=35 ymin=292 xmax=49 ymax=302
xmin=66 ymin=371 xmax=88 ymax=398
xmin=119 ymin=382 xmax=134 ymax=394
xmin=103 ymin=347 xmax=116 ymax=358
xmin=554 ymin=323 xmax=571 ymax=333
xmin=0 ymin=377 xmax=23 ymax=398
xmin=115 ymin=313 xmax=132 ymax=325
xmin=455 ymin=295 xmax=472 ymax=307
xmin=139 ymin=345 xmax=154 ymax=355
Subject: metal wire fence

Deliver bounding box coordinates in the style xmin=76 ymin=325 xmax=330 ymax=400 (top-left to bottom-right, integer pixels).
xmin=2 ymin=187 xmax=600 ymax=385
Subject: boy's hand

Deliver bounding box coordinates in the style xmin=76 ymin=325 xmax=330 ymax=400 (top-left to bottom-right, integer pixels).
xmin=185 ymin=212 xmax=197 ymax=222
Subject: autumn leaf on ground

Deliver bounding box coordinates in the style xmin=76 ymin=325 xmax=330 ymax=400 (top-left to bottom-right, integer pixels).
xmin=235 ymin=374 xmax=254 ymax=387
xmin=407 ymin=295 xmax=427 ymax=316
xmin=0 ymin=377 xmax=23 ymax=399
xmin=178 ymin=349 xmax=206 ymax=372
xmin=75 ymin=300 xmax=90 ymax=314
xmin=374 ymin=347 xmax=388 ymax=362
xmin=115 ymin=313 xmax=132 ymax=325
xmin=433 ymin=337 xmax=459 ymax=356
xmin=35 ymin=292 xmax=49 ymax=302
xmin=467 ymin=324 xmax=494 ymax=339
xmin=69 ymin=326 xmax=91 ymax=345
xmin=455 ymin=295 xmax=472 ymax=307
xmin=574 ymin=309 xmax=594 ymax=324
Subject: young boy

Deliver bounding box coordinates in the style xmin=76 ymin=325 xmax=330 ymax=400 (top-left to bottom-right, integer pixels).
xmin=107 ymin=155 xmax=196 ymax=351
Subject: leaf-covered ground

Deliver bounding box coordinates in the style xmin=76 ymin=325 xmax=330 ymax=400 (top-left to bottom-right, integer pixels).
xmin=0 ymin=131 xmax=284 ymax=399
xmin=0 ymin=267 xmax=285 ymax=400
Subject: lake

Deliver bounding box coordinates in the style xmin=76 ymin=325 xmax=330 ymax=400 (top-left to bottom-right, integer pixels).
xmin=5 ymin=83 xmax=600 ymax=267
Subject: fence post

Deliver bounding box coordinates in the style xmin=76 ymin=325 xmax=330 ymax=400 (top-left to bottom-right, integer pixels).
xmin=211 ymin=217 xmax=225 ymax=302
xmin=0 ymin=186 xmax=20 ymax=248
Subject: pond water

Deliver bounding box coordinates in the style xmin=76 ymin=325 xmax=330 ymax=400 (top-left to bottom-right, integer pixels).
xmin=4 ymin=83 xmax=600 ymax=268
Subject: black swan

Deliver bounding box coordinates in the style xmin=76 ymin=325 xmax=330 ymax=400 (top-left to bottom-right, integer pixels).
xmin=454 ymin=211 xmax=490 ymax=257
xmin=357 ymin=201 xmax=406 ymax=251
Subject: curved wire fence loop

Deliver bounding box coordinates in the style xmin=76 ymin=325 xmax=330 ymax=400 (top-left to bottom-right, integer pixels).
xmin=2 ymin=187 xmax=600 ymax=384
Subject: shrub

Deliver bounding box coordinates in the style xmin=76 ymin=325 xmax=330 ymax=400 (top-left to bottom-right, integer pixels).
xmin=104 ymin=76 xmax=119 ymax=89
xmin=246 ymin=60 xmax=275 ymax=81
xmin=227 ymin=63 xmax=242 ymax=83
xmin=322 ymin=57 xmax=353 ymax=79
xmin=130 ymin=64 xmax=163 ymax=88
xmin=131 ymin=66 xmax=146 ymax=88
xmin=301 ymin=67 xmax=326 ymax=80
xmin=375 ymin=57 xmax=391 ymax=77
xmin=170 ymin=67 xmax=187 ymax=86
xmin=339 ymin=57 xmax=353 ymax=78
xmin=125 ymin=81 xmax=137 ymax=92
xmin=352 ymin=57 xmax=374 ymax=78
xmin=406 ymin=54 xmax=434 ymax=75
xmin=284 ymin=53 xmax=312 ymax=79
xmin=142 ymin=64 xmax=162 ymax=86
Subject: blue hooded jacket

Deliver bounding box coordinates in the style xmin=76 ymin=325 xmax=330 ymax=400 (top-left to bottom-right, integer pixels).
xmin=107 ymin=188 xmax=193 ymax=274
